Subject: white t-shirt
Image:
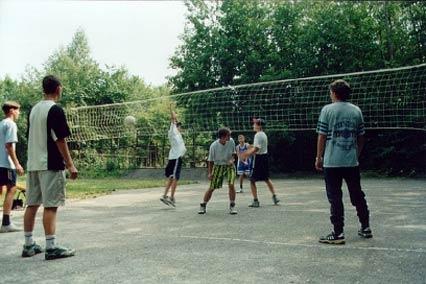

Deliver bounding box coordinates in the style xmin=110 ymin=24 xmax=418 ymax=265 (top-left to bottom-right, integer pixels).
xmin=168 ymin=123 xmax=186 ymax=159
xmin=0 ymin=118 xmax=18 ymax=169
xmin=27 ymin=100 xmax=71 ymax=171
xmin=208 ymin=138 xmax=236 ymax=165
xmin=253 ymin=131 xmax=268 ymax=155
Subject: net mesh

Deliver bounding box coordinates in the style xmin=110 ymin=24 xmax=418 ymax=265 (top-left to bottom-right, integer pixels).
xmin=66 ymin=63 xmax=426 ymax=142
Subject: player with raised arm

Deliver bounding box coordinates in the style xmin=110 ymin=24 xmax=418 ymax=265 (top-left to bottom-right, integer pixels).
xmin=160 ymin=108 xmax=186 ymax=207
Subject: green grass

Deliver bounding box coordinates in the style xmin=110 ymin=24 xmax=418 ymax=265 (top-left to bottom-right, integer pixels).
xmin=66 ymin=178 xmax=195 ymax=199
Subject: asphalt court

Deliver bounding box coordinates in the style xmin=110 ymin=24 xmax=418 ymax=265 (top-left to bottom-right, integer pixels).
xmin=0 ymin=177 xmax=425 ymax=283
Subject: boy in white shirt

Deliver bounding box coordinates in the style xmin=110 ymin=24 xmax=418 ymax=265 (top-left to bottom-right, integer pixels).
xmin=160 ymin=110 xmax=186 ymax=207
xmin=241 ymin=118 xmax=279 ymax=207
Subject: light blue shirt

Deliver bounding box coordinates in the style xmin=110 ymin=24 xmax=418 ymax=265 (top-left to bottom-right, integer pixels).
xmin=0 ymin=118 xmax=18 ymax=169
xmin=317 ymin=102 xmax=365 ymax=167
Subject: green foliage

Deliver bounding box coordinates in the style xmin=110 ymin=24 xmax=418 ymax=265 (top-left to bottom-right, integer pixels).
xmin=169 ymin=0 xmax=426 ymax=176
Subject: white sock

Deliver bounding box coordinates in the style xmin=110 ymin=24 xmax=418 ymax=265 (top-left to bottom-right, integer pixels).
xmin=46 ymin=235 xmax=56 ymax=249
xmin=24 ymin=232 xmax=34 ymax=246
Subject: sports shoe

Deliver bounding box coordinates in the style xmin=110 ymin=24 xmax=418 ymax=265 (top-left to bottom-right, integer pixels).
xmin=358 ymin=227 xmax=373 ymax=238
xmin=168 ymin=197 xmax=176 ymax=208
xmin=236 ymin=188 xmax=243 ymax=193
xmin=45 ymin=245 xmax=76 ymax=260
xmin=160 ymin=195 xmax=170 ymax=206
xmin=272 ymin=195 xmax=280 ymax=205
xmin=198 ymin=203 xmax=206 ymax=214
xmin=0 ymin=223 xmax=22 ymax=233
xmin=22 ymin=242 xmax=43 ymax=257
xmin=229 ymin=206 xmax=238 ymax=215
xmin=248 ymin=200 xmax=260 ymax=208
xmin=319 ymin=232 xmax=345 ymax=245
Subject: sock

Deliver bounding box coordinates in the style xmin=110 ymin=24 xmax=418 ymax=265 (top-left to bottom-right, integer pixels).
xmin=230 ymin=202 xmax=235 ymax=207
xmin=46 ymin=235 xmax=56 ymax=250
xmin=200 ymin=202 xmax=206 ymax=207
xmin=254 ymin=198 xmax=258 ymax=202
xmin=2 ymin=214 xmax=10 ymax=226
xmin=24 ymin=232 xmax=34 ymax=246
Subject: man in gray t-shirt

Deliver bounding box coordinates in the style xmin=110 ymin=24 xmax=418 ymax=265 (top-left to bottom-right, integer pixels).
xmin=198 ymin=127 xmax=237 ymax=215
xmin=315 ymin=79 xmax=372 ymax=245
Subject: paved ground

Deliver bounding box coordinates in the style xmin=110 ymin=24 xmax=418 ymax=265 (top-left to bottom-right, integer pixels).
xmin=0 ymin=178 xmax=425 ymax=284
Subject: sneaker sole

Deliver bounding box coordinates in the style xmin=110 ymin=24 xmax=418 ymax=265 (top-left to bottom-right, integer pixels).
xmin=45 ymin=251 xmax=76 ymax=260
xmin=358 ymin=232 xmax=373 ymax=238
xmin=160 ymin=199 xmax=170 ymax=206
xmin=319 ymin=239 xmax=345 ymax=245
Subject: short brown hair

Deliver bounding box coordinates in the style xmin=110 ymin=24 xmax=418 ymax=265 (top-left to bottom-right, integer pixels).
xmin=330 ymin=79 xmax=351 ymax=101
xmin=2 ymin=101 xmax=20 ymax=115
xmin=217 ymin=127 xmax=231 ymax=139
xmin=42 ymin=75 xmax=61 ymax=94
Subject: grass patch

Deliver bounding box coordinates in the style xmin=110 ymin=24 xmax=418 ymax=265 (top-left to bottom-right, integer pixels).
xmin=66 ymin=178 xmax=195 ymax=199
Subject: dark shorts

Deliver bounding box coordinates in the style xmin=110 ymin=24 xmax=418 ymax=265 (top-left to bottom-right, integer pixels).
xmin=250 ymin=154 xmax=269 ymax=182
xmin=165 ymin=158 xmax=183 ymax=180
xmin=0 ymin=167 xmax=17 ymax=186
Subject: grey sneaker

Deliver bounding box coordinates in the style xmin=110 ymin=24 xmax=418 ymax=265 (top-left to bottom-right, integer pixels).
xmin=319 ymin=232 xmax=345 ymax=245
xmin=22 ymin=242 xmax=43 ymax=257
xmin=248 ymin=200 xmax=260 ymax=208
xmin=229 ymin=206 xmax=238 ymax=215
xmin=45 ymin=245 xmax=76 ymax=260
xmin=169 ymin=197 xmax=176 ymax=207
xmin=358 ymin=227 xmax=373 ymax=238
xmin=272 ymin=195 xmax=280 ymax=205
xmin=160 ymin=196 xmax=170 ymax=206
xmin=198 ymin=203 xmax=206 ymax=214
xmin=0 ymin=223 xmax=22 ymax=233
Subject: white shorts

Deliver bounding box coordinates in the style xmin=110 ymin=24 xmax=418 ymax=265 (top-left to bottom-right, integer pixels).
xmin=26 ymin=170 xmax=66 ymax=208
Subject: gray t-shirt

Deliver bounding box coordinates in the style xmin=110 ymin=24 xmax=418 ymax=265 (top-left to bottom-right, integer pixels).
xmin=0 ymin=118 xmax=18 ymax=169
xmin=208 ymin=138 xmax=236 ymax=165
xmin=253 ymin=131 xmax=268 ymax=155
xmin=316 ymin=102 xmax=365 ymax=167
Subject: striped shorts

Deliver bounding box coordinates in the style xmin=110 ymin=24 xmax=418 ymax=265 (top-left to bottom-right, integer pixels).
xmin=209 ymin=164 xmax=236 ymax=190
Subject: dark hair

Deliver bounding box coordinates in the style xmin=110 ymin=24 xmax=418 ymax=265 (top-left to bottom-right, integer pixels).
xmin=176 ymin=122 xmax=182 ymax=128
xmin=217 ymin=127 xmax=231 ymax=139
xmin=42 ymin=75 xmax=61 ymax=94
xmin=2 ymin=101 xmax=20 ymax=115
xmin=253 ymin=118 xmax=266 ymax=128
xmin=329 ymin=79 xmax=351 ymax=101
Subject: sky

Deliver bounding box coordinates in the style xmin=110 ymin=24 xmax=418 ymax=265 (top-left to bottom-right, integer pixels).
xmin=0 ymin=0 xmax=187 ymax=86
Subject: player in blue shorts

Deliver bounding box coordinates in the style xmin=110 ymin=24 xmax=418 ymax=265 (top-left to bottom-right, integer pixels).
xmin=236 ymin=134 xmax=252 ymax=193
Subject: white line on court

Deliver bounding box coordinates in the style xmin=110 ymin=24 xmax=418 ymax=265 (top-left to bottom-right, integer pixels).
xmin=141 ymin=234 xmax=425 ymax=254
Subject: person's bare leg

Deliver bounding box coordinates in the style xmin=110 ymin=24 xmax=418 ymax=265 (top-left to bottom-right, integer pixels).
xmin=265 ymin=179 xmax=276 ymax=195
xmin=43 ymin=207 xmax=58 ymax=236
xmin=203 ymin=188 xmax=214 ymax=203
xmin=250 ymin=180 xmax=258 ymax=199
xmin=239 ymin=175 xmax=244 ymax=190
xmin=3 ymin=185 xmax=16 ymax=215
xmin=170 ymin=179 xmax=178 ymax=199
xmin=24 ymin=205 xmax=40 ymax=232
xmin=163 ymin=178 xmax=173 ymax=196
xmin=228 ymin=184 xmax=236 ymax=202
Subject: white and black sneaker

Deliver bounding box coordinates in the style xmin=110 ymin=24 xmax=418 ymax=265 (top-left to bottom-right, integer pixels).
xmin=319 ymin=232 xmax=345 ymax=245
xmin=160 ymin=195 xmax=170 ymax=206
xmin=358 ymin=227 xmax=373 ymax=238
xmin=198 ymin=203 xmax=206 ymax=214
xmin=229 ymin=206 xmax=238 ymax=215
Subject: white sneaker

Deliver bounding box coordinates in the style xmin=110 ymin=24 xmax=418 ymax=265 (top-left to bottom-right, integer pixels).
xmin=0 ymin=223 xmax=22 ymax=233
xmin=236 ymin=188 xmax=243 ymax=193
xmin=229 ymin=206 xmax=238 ymax=215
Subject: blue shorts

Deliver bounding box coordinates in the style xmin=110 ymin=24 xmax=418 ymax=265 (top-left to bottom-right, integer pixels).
xmin=165 ymin=158 xmax=183 ymax=180
xmin=237 ymin=160 xmax=252 ymax=175
xmin=0 ymin=167 xmax=17 ymax=186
